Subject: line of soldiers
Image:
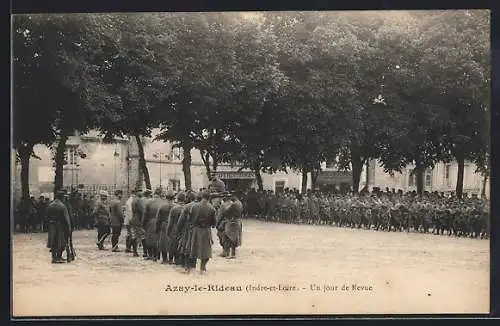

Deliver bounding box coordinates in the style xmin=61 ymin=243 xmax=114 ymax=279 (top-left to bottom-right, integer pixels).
xmin=68 ymin=176 xmax=243 ymax=273
xmin=15 ymin=191 xmax=96 ymax=234
xmin=242 ymin=189 xmax=490 ymax=239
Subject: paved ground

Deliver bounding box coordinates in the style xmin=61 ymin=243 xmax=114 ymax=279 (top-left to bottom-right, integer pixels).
xmin=12 ymin=219 xmax=489 ymax=316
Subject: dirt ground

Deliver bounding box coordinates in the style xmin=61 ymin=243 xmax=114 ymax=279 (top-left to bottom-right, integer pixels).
xmin=12 ymin=219 xmax=489 ymax=316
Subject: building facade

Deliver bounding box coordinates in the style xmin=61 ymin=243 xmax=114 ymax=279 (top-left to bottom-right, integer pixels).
xmin=11 ymin=129 xmax=313 ymax=199
xmin=11 ymin=129 xmax=489 ymax=200
xmin=360 ymin=159 xmax=490 ymax=198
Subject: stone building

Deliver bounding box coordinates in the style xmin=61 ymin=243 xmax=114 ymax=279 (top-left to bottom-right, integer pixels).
xmin=12 ymin=129 xmax=489 ymax=200
xmin=11 ymin=129 xmax=312 ymax=199
xmin=360 ymin=159 xmax=490 ymax=198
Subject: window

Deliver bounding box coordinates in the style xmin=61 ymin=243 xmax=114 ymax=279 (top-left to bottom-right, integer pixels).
xmin=445 ymin=165 xmax=450 ymax=180
xmin=325 ymin=160 xmax=335 ymax=169
xmin=275 ymin=181 xmax=286 ymax=194
xmin=408 ymin=173 xmax=415 ymax=187
xmin=170 ymin=179 xmax=180 ymax=192
xmin=65 ymin=146 xmax=78 ymax=166
xmin=425 ymin=170 xmax=432 ymax=188
xmin=171 ymin=147 xmax=183 ymax=161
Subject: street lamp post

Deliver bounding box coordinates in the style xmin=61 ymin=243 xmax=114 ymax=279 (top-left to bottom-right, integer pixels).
xmin=113 ymin=150 xmax=120 ymax=188
xmin=153 ymin=151 xmax=168 ymax=189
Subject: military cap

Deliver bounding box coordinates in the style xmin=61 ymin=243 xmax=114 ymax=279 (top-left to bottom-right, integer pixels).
xmin=165 ymin=190 xmax=175 ymax=200
xmin=176 ymin=191 xmax=186 ymax=202
xmin=154 ymin=187 xmax=163 ymax=196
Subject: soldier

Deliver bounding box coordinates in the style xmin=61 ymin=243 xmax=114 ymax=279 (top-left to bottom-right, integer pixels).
xmin=94 ymin=190 xmax=111 ymax=250
xmin=167 ymin=192 xmax=186 ymax=265
xmin=216 ymin=192 xmax=234 ymax=257
xmin=109 ymin=190 xmax=124 ymax=252
xmin=190 ymin=191 xmax=217 ymax=274
xmin=177 ymin=191 xmax=199 ymax=273
xmin=36 ymin=195 xmax=48 ymax=232
xmin=157 ymin=190 xmax=175 ymax=264
xmin=123 ymin=190 xmax=136 ymax=253
xmin=218 ymin=192 xmax=243 ymax=259
xmin=46 ymin=190 xmax=72 ymax=263
xmin=143 ymin=188 xmax=163 ymax=261
xmin=130 ymin=189 xmax=146 ymax=257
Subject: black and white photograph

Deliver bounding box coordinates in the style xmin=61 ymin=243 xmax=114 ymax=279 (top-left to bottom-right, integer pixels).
xmin=11 ymin=10 xmax=490 ymax=316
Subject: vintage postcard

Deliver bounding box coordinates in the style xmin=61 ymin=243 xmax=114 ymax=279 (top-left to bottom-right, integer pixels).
xmin=11 ymin=10 xmax=490 ymax=316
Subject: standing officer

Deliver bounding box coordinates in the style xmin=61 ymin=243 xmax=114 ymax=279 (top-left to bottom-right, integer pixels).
xmin=94 ymin=190 xmax=111 ymax=250
xmin=190 ymin=191 xmax=216 ymax=274
xmin=109 ymin=190 xmax=124 ymax=252
xmin=46 ymin=190 xmax=72 ymax=263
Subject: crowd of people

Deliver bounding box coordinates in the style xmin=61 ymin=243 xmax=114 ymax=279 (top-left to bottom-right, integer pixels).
xmin=240 ymin=188 xmax=490 ymax=239
xmin=15 ymin=177 xmax=489 ymax=265
xmin=41 ymin=176 xmax=244 ymax=270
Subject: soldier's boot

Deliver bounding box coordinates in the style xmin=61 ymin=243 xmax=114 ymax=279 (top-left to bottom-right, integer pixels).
xmin=161 ymin=251 xmax=168 ymax=264
xmin=142 ymin=240 xmax=148 ymax=257
xmin=125 ymin=236 xmax=132 ymax=253
xmin=219 ymin=246 xmax=229 ymax=257
xmin=132 ymin=239 xmax=139 ymax=257
xmin=200 ymin=259 xmax=209 ymax=273
xmin=228 ymin=247 xmax=236 ymax=259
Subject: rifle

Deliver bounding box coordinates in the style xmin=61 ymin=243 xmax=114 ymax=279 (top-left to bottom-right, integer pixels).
xmin=66 ymin=230 xmax=76 ymax=262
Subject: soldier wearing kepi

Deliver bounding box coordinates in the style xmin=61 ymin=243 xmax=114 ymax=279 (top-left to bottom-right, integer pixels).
xmin=167 ymin=192 xmax=186 ymax=265
xmin=94 ymin=190 xmax=111 ymax=250
xmin=144 ymin=188 xmax=163 ymax=261
xmin=123 ymin=189 xmax=136 ymax=253
xmin=157 ymin=190 xmax=176 ymax=264
xmin=46 ymin=190 xmax=72 ymax=263
xmin=190 ymin=190 xmax=217 ymax=274
xmin=109 ymin=190 xmax=125 ymax=252
xmin=216 ymin=192 xmax=235 ymax=257
xmin=219 ymin=191 xmax=243 ymax=259
xmin=177 ymin=191 xmax=199 ymax=273
xmin=129 ymin=189 xmax=146 ymax=257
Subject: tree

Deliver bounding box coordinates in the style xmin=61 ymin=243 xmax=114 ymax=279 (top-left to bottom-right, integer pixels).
xmin=13 ymin=15 xmax=58 ymax=201
xmin=417 ymin=10 xmax=490 ymax=198
xmin=13 ymin=14 xmax=107 ymax=195
xmin=92 ymin=13 xmax=180 ymax=190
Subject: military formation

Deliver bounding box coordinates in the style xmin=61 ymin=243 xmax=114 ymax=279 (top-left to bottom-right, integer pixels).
xmin=37 ymin=176 xmax=244 ymax=271
xmin=242 ymin=188 xmax=490 ymax=239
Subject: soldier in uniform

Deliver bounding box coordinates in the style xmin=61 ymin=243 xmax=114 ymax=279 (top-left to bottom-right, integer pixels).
xmin=218 ymin=191 xmax=243 ymax=259
xmin=157 ymin=190 xmax=175 ymax=264
xmin=215 ymin=192 xmax=234 ymax=257
xmin=190 ymin=191 xmax=217 ymax=274
xmin=123 ymin=190 xmax=136 ymax=253
xmin=94 ymin=190 xmax=111 ymax=250
xmin=177 ymin=191 xmax=199 ymax=273
xmin=46 ymin=190 xmax=72 ymax=263
xmin=143 ymin=188 xmax=163 ymax=261
xmin=109 ymin=190 xmax=124 ymax=252
xmin=167 ymin=192 xmax=186 ymax=265
xmin=129 ymin=189 xmax=146 ymax=257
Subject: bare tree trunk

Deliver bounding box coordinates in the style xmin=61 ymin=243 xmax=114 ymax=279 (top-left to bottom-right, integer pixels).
xmin=54 ymin=135 xmax=68 ymax=194
xmin=301 ymin=167 xmax=308 ymax=194
xmin=200 ymin=149 xmax=212 ymax=181
xmin=481 ymin=172 xmax=488 ymax=199
xmin=414 ymin=160 xmax=425 ymax=198
xmin=253 ymin=167 xmax=264 ymax=191
xmin=311 ymin=165 xmax=320 ymax=191
xmin=18 ymin=144 xmax=33 ymax=202
xmin=182 ymin=143 xmax=192 ymax=190
xmin=134 ymin=134 xmax=151 ymax=190
xmin=351 ymin=156 xmax=363 ymax=194
xmin=455 ymin=154 xmax=465 ymax=199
